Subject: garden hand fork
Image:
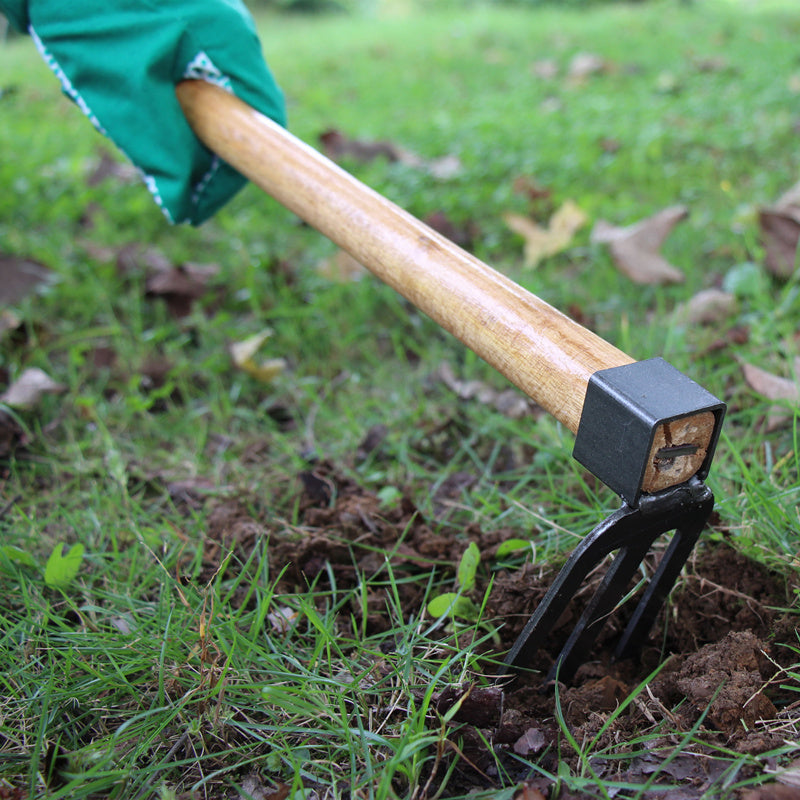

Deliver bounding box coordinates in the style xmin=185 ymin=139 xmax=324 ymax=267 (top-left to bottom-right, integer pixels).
xmin=176 ymin=80 xmax=726 ymax=683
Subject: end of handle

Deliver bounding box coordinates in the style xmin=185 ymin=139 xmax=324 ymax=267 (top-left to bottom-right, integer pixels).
xmin=572 ymin=358 xmax=726 ymax=506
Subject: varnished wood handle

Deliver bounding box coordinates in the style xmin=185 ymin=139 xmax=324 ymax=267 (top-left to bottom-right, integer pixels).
xmin=177 ymin=79 xmax=633 ymax=433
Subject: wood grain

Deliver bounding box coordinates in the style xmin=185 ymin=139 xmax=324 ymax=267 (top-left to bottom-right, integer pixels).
xmin=177 ymin=80 xmax=634 ymax=432
xmin=177 ymin=80 xmax=713 ymax=492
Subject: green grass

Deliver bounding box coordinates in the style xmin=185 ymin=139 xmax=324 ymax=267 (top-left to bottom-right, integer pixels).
xmin=1 ymin=0 xmax=800 ymax=797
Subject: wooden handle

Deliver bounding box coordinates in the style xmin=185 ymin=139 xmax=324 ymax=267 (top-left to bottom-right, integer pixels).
xmin=177 ymin=79 xmax=633 ymax=433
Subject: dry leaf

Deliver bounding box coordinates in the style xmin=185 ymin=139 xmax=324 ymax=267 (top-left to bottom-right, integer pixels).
xmin=145 ymin=263 xmax=218 ymax=317
xmin=673 ymin=288 xmax=736 ymax=325
xmin=505 ymin=200 xmax=588 ymax=269
xmin=741 ymin=785 xmax=800 ymax=800
xmin=317 ymin=249 xmax=367 ymax=282
xmin=85 ymin=149 xmax=138 ymax=186
xmin=567 ymin=52 xmax=607 ymax=81
xmin=0 ymin=253 xmax=53 ymax=305
xmin=514 ymin=787 xmax=547 ymax=800
xmin=759 ymin=208 xmax=800 ymax=279
xmin=591 ymin=205 xmax=688 ymax=284
xmin=742 ymin=361 xmax=800 ymax=431
xmin=319 ymin=128 xmax=461 ymax=179
xmin=422 ymin=210 xmax=479 ymax=249
xmin=757 ymin=182 xmax=800 ymax=278
xmin=230 ymin=330 xmax=286 ymax=383
xmin=435 ymin=362 xmax=537 ymax=419
xmin=1 ymin=367 xmax=66 ymax=409
xmin=513 ymin=727 xmax=546 ymax=756
xmin=742 ymin=363 xmax=799 ymax=403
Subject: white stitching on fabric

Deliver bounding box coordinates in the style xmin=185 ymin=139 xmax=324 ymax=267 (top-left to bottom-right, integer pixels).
xmin=183 ymin=52 xmax=235 ymax=213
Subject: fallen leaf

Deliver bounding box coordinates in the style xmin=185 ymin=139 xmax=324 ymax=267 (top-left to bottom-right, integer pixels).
xmin=0 ymin=253 xmax=53 ymax=305
xmin=673 ymin=288 xmax=736 ymax=325
xmin=319 ymin=128 xmax=461 ymax=179
xmin=742 ymin=362 xmax=800 ymax=403
xmin=759 ymin=207 xmax=800 ymax=279
xmin=423 ymin=211 xmax=479 ymax=249
xmin=742 ymin=361 xmax=800 ymax=431
xmin=591 ymin=205 xmax=688 ymax=284
xmin=513 ymin=727 xmax=546 ymax=756
xmin=514 ymin=785 xmax=548 ymax=800
xmin=85 ymin=148 xmax=138 ymax=186
xmin=691 ymin=55 xmax=730 ymax=73
xmin=435 ymin=362 xmax=538 ymax=419
xmin=567 ymin=52 xmax=607 ymax=81
xmin=776 ymin=758 xmax=800 ymax=789
xmin=504 ymin=200 xmax=588 ymax=269
xmin=0 ymin=367 xmax=66 ymax=409
xmin=741 ymin=785 xmax=800 ymax=800
xmin=230 ymin=330 xmax=286 ymax=383
xmin=512 ymin=175 xmax=552 ymax=204
xmin=319 ymin=128 xmax=402 ymax=163
xmin=145 ymin=263 xmax=218 ymax=317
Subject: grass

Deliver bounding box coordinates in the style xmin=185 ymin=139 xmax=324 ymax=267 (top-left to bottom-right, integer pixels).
xmin=1 ymin=0 xmax=800 ymax=797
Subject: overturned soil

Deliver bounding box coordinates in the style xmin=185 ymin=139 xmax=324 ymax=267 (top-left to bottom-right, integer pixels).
xmin=200 ymin=463 xmax=800 ymax=798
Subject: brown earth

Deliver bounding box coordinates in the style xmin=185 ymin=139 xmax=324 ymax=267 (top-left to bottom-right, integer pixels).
xmin=198 ymin=463 xmax=800 ymax=799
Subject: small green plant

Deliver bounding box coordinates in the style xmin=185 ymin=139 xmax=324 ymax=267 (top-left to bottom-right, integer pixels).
xmin=43 ymin=543 xmax=85 ymax=589
xmin=427 ymin=541 xmax=482 ymax=621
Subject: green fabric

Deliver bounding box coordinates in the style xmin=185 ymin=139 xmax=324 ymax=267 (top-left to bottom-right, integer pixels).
xmin=1 ymin=0 xmax=285 ymax=224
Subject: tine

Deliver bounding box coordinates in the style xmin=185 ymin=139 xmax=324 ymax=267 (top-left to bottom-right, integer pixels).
xmin=614 ymin=485 xmax=714 ymax=662
xmin=501 ymin=478 xmax=714 ymax=685
xmin=546 ymin=537 xmax=654 ymax=683
xmin=501 ymin=501 xmax=642 ymax=678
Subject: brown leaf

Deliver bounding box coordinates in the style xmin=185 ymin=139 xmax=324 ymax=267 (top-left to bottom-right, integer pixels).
xmin=514 ymin=785 xmax=548 ymax=800
xmin=319 ymin=128 xmax=402 ymax=163
xmin=742 ymin=361 xmax=799 ymax=431
xmin=673 ymin=288 xmax=736 ymax=325
xmin=759 ymin=207 xmax=800 ymax=279
xmin=742 ymin=362 xmax=800 ymax=403
xmin=505 ymin=200 xmax=587 ymax=269
xmin=435 ymin=362 xmax=538 ymax=419
xmin=512 ymin=727 xmax=546 ymax=756
xmin=423 ymin=211 xmax=479 ymax=249
xmin=591 ymin=205 xmax=688 ymax=284
xmin=0 ymin=254 xmax=53 ymax=305
xmin=85 ymin=149 xmax=138 ymax=186
xmin=0 ymin=367 xmax=66 ymax=409
xmin=741 ymin=785 xmax=800 ymax=800
xmin=567 ymin=52 xmax=608 ymax=81
xmin=145 ymin=263 xmax=218 ymax=318
xmin=319 ymin=128 xmax=461 ymax=178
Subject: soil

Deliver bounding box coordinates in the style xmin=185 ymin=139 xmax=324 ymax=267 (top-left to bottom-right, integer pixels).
xmin=199 ymin=463 xmax=800 ymax=799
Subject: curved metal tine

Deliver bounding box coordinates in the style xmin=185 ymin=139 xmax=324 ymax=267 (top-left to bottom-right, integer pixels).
xmin=501 ymin=479 xmax=715 ymax=685
xmin=614 ymin=483 xmax=714 ymax=661
xmin=500 ymin=500 xmax=647 ymax=680
xmin=545 ymin=534 xmax=656 ymax=684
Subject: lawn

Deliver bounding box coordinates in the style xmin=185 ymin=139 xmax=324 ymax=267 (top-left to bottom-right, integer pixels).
xmin=1 ymin=0 xmax=799 ymax=798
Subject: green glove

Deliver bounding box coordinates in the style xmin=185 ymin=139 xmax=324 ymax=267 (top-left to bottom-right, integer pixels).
xmin=1 ymin=0 xmax=286 ymax=224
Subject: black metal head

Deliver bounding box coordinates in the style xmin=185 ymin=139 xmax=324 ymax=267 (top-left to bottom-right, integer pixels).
xmin=500 ymin=478 xmax=715 ymax=685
